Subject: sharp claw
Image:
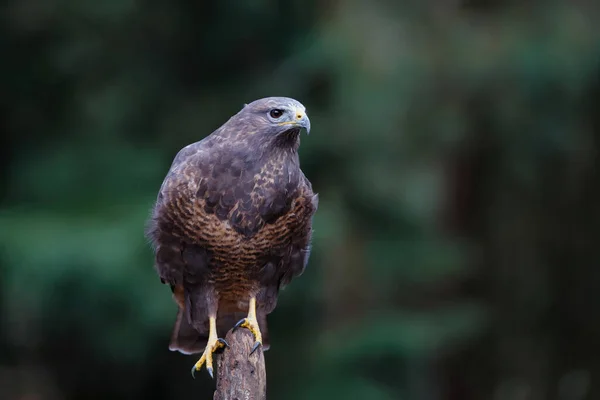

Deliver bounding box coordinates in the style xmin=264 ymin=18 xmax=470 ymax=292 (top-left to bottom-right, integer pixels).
xmin=233 ymin=318 xmax=246 ymax=331
xmin=189 ymin=338 xmax=227 ymax=379
xmin=250 ymin=341 xmax=262 ymax=355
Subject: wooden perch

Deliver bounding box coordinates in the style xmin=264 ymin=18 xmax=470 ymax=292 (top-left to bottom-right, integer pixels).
xmin=213 ymin=327 xmax=266 ymax=400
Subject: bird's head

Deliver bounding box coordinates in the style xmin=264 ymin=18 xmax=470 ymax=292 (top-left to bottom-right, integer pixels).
xmin=225 ymin=97 xmax=310 ymax=149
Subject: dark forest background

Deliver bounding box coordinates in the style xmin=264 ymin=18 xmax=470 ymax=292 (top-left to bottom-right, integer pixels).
xmin=2 ymin=1 xmax=600 ymax=399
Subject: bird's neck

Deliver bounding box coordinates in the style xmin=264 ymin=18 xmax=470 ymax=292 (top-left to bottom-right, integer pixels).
xmin=238 ymin=130 xmax=301 ymax=166
xmin=270 ymin=129 xmax=301 ymax=152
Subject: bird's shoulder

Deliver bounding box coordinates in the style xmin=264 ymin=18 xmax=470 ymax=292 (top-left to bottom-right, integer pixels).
xmin=154 ymin=139 xmax=315 ymax=239
xmin=157 ymin=137 xmax=238 ymax=200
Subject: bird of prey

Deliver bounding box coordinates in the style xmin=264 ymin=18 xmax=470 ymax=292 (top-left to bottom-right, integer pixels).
xmin=146 ymin=97 xmax=318 ymax=378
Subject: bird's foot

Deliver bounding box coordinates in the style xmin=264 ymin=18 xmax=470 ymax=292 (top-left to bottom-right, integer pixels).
xmin=233 ymin=316 xmax=263 ymax=355
xmin=190 ymin=337 xmax=229 ymax=379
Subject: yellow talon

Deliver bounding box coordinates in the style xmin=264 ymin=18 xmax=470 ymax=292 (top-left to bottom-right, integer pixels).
xmin=233 ymin=297 xmax=263 ymax=355
xmin=191 ymin=316 xmax=229 ymax=379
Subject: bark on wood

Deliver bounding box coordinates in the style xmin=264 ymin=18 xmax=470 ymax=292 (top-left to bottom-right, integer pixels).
xmin=213 ymin=328 xmax=266 ymax=400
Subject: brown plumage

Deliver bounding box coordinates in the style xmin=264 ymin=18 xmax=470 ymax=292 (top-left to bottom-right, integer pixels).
xmin=145 ymin=97 xmax=317 ymax=374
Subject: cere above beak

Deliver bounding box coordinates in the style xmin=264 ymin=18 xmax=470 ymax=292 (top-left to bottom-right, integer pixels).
xmin=278 ymin=109 xmax=311 ymax=134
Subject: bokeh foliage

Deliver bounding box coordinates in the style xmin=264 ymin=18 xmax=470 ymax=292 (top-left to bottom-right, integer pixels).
xmin=2 ymin=1 xmax=600 ymax=399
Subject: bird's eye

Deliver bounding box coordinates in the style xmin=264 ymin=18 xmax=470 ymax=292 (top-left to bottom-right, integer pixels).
xmin=269 ymin=109 xmax=284 ymax=119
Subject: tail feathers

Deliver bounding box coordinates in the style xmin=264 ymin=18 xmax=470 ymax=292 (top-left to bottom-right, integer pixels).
xmin=169 ymin=308 xmax=207 ymax=354
xmin=257 ymin=310 xmax=270 ymax=351
xmin=168 ymin=308 xmax=271 ymax=354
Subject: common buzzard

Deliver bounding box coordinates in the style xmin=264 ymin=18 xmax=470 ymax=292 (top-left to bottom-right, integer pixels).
xmin=146 ymin=97 xmax=318 ymax=377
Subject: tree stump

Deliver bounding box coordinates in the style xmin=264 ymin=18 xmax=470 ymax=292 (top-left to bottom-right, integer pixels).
xmin=214 ymin=328 xmax=266 ymax=400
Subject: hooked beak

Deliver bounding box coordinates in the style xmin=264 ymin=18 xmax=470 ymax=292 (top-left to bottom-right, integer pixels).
xmin=278 ymin=108 xmax=311 ymax=134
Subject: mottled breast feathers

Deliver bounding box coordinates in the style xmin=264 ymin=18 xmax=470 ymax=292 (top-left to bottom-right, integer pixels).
xmin=156 ymin=136 xmax=313 ymax=243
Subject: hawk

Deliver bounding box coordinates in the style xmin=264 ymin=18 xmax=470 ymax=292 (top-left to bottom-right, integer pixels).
xmin=146 ymin=97 xmax=318 ymax=378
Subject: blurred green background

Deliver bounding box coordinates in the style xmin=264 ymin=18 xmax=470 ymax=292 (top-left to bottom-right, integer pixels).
xmin=2 ymin=1 xmax=600 ymax=399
